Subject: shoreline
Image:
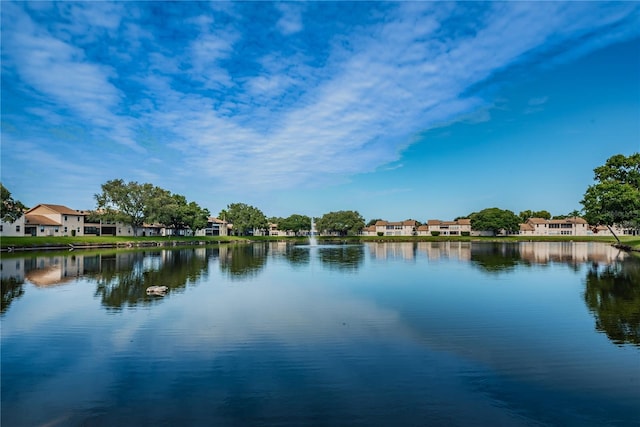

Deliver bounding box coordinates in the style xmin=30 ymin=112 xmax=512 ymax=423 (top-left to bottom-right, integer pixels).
xmin=2 ymin=235 xmax=638 ymax=253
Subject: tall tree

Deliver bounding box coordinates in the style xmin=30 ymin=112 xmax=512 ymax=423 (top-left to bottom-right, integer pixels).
xmin=278 ymin=214 xmax=311 ymax=233
xmin=95 ymin=179 xmax=160 ymax=232
xmin=316 ymin=210 xmax=365 ymax=236
xmin=221 ymin=203 xmax=268 ymax=236
xmin=183 ymin=201 xmax=210 ymax=233
xmin=470 ymin=207 xmax=520 ymax=236
xmin=581 ymin=153 xmax=640 ymax=241
xmin=1 ymin=184 xmax=26 ymax=222
xmin=519 ymin=210 xmax=551 ymax=222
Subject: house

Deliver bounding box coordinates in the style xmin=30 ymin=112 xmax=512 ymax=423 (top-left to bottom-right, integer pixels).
xmin=22 ymin=204 xmax=87 ymax=237
xmin=361 ymin=225 xmax=377 ymax=236
xmin=519 ymin=217 xmax=589 ymax=236
xmin=427 ymin=219 xmax=472 ymax=236
xmin=373 ymin=220 xmax=417 ymax=236
xmin=416 ymin=225 xmax=430 ymax=236
xmin=195 ymin=217 xmax=230 ymax=237
xmin=0 ymin=214 xmax=26 ymax=237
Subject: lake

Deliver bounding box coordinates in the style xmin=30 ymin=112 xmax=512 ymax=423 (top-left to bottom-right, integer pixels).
xmin=1 ymin=242 xmax=639 ymax=426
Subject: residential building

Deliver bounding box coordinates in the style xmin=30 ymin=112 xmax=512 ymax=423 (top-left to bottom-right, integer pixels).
xmin=426 ymin=219 xmax=472 ymax=236
xmin=361 ymin=225 xmax=377 ymax=236
xmin=519 ymin=217 xmax=589 ymax=236
xmin=22 ymin=204 xmax=87 ymax=237
xmin=373 ymin=220 xmax=417 ymax=236
xmin=0 ymin=215 xmax=26 ymax=237
xmin=195 ymin=217 xmax=230 ymax=237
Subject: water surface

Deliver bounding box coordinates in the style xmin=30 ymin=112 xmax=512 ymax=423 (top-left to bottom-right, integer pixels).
xmin=2 ymin=242 xmax=639 ymax=426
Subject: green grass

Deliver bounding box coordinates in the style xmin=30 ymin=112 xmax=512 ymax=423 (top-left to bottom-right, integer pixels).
xmin=2 ymin=234 xmax=638 ymax=250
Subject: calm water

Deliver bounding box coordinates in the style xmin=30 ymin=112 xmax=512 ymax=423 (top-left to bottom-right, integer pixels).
xmin=1 ymin=242 xmax=639 ymax=426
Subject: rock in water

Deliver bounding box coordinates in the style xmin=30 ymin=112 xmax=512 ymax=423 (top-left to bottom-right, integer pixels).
xmin=146 ymin=285 xmax=169 ymax=296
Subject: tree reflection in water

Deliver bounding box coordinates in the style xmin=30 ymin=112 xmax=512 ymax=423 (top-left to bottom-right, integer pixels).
xmin=2 ymin=243 xmax=638 ymax=348
xmin=219 ymin=244 xmax=268 ymax=279
xmin=92 ymin=249 xmax=212 ymax=310
xmin=318 ymin=245 xmax=364 ymax=271
xmin=1 ymin=277 xmax=25 ymax=315
xmin=584 ymin=258 xmax=640 ymax=346
xmin=469 ymin=243 xmax=522 ymax=273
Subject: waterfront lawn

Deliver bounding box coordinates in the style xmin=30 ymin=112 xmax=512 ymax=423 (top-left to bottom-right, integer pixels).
xmin=2 ymin=234 xmax=638 ymax=250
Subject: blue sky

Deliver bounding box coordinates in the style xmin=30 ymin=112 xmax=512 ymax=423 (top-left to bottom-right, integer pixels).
xmin=2 ymin=2 xmax=639 ymax=222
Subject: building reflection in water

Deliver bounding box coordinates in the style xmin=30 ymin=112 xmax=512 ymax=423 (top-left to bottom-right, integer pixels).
xmin=2 ymin=242 xmax=638 ymax=346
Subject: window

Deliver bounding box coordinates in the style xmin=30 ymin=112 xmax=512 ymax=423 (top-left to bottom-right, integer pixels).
xmin=561 ymin=224 xmax=573 ymax=229
xmin=16 ymin=225 xmax=20 ymax=232
xmin=64 ymin=215 xmax=68 ymax=221
xmin=64 ymin=227 xmax=68 ymax=233
xmin=54 ymin=227 xmax=59 ymax=233
xmin=0 ymin=225 xmax=3 ymax=232
xmin=549 ymin=224 xmax=560 ymax=229
xmin=40 ymin=226 xmax=45 ymax=232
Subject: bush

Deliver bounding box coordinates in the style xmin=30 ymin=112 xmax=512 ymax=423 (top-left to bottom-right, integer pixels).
xmin=461 ymin=231 xmax=470 ymax=236
xmin=430 ymin=231 xmax=440 ymax=236
xmin=377 ymin=232 xmax=384 ymax=237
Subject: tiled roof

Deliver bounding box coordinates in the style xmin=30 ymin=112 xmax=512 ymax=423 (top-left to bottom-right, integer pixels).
xmin=25 ymin=214 xmax=61 ymax=226
xmin=527 ymin=218 xmax=548 ymax=224
xmin=26 ymin=204 xmax=86 ymax=216
xmin=520 ymin=223 xmax=534 ymax=231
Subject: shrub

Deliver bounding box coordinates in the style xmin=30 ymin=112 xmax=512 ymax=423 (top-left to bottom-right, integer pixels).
xmin=430 ymin=231 xmax=440 ymax=236
xmin=461 ymin=231 xmax=470 ymax=236
xmin=377 ymin=232 xmax=384 ymax=237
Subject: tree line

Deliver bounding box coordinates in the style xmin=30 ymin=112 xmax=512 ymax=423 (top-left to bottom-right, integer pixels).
xmin=2 ymin=153 xmax=638 ymax=236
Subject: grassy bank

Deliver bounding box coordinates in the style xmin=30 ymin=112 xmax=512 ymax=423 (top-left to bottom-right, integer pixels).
xmin=2 ymin=234 xmax=638 ymax=251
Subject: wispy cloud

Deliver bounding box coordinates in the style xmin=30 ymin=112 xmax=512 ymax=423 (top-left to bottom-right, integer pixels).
xmin=2 ymin=1 xmax=639 ymax=201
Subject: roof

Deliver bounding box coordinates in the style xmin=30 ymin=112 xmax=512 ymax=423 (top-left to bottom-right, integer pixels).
xmin=376 ymin=220 xmax=417 ymax=227
xmin=417 ymin=225 xmax=429 ymax=231
xmin=26 ymin=204 xmax=86 ymax=216
xmin=207 ymin=217 xmax=227 ymax=224
xmin=427 ymin=219 xmax=471 ymax=226
xmin=24 ymin=214 xmax=62 ymax=226
xmin=520 ymin=223 xmax=535 ymax=231
xmin=527 ymin=218 xmax=548 ymax=224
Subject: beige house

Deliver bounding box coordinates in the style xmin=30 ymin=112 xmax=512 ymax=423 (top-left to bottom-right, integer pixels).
xmin=195 ymin=217 xmax=230 ymax=237
xmin=519 ymin=217 xmax=589 ymax=236
xmin=373 ymin=220 xmax=417 ymax=236
xmin=426 ymin=219 xmax=472 ymax=236
xmin=22 ymin=204 xmax=87 ymax=237
xmin=361 ymin=225 xmax=377 ymax=236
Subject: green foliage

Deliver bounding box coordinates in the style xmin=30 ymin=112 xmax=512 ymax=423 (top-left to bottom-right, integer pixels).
xmin=316 ymin=210 xmax=365 ymax=236
xmin=1 ymin=183 xmax=27 ymax=222
xmin=581 ymin=153 xmax=640 ymax=229
xmin=94 ymin=179 xmax=209 ymax=233
xmin=461 ymin=231 xmax=470 ymax=236
xmin=519 ymin=209 xmax=551 ymax=222
xmin=377 ymin=232 xmax=384 ymax=237
xmin=153 ymin=193 xmax=209 ymax=234
xmin=470 ymin=207 xmax=520 ymax=235
xmin=278 ymin=214 xmax=311 ymax=233
xmin=431 ymin=231 xmax=440 ymax=236
xmin=95 ymin=179 xmax=160 ymax=229
xmin=221 ymin=203 xmax=268 ymax=236
xmin=584 ymin=260 xmax=640 ymax=346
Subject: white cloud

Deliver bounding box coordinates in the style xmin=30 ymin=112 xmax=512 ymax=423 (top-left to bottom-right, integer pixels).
xmin=276 ymin=3 xmax=304 ymax=35
xmin=3 ymin=1 xmax=639 ymax=198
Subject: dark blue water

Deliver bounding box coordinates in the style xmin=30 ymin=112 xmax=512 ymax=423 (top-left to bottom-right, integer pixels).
xmin=2 ymin=242 xmax=639 ymax=426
